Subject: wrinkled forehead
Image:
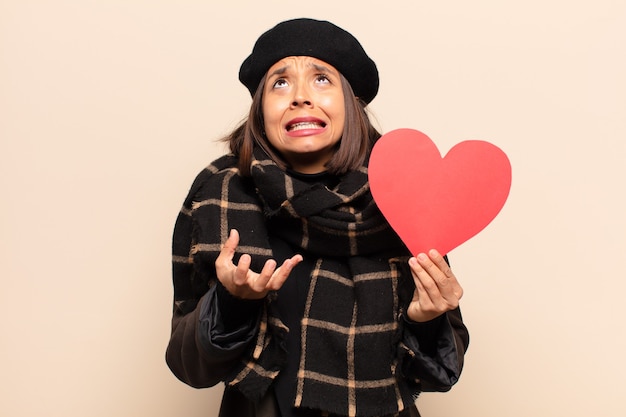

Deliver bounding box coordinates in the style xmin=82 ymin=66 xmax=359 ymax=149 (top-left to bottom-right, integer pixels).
xmin=265 ymin=56 xmax=340 ymax=77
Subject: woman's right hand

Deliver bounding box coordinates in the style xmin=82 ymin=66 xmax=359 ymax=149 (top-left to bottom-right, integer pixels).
xmin=215 ymin=229 xmax=303 ymax=300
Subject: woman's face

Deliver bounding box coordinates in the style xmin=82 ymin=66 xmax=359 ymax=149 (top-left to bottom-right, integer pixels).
xmin=262 ymin=56 xmax=345 ymax=174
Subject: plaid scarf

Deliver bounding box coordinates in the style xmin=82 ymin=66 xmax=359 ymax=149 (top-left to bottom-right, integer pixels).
xmin=188 ymin=147 xmax=418 ymax=417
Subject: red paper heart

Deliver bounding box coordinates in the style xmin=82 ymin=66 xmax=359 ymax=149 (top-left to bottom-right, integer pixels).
xmin=369 ymin=128 xmax=512 ymax=256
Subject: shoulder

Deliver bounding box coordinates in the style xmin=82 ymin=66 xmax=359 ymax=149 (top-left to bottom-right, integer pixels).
xmin=181 ymin=154 xmax=243 ymax=208
xmin=193 ymin=154 xmax=240 ymax=183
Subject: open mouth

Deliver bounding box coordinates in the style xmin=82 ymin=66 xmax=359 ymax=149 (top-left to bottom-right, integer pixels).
xmin=286 ymin=121 xmax=326 ymax=132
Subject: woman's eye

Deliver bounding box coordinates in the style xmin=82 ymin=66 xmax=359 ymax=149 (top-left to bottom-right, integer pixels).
xmin=273 ymin=79 xmax=288 ymax=88
xmin=315 ymin=74 xmax=330 ymax=84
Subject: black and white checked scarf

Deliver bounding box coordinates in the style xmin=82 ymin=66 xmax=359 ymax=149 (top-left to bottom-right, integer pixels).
xmin=187 ymin=147 xmax=420 ymax=416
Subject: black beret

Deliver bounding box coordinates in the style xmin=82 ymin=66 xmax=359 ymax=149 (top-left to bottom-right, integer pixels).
xmin=239 ymin=18 xmax=379 ymax=104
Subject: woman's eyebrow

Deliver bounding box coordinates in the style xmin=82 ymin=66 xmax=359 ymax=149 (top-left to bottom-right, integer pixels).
xmin=267 ymin=66 xmax=289 ymax=78
xmin=310 ymin=63 xmax=336 ymax=74
xmin=268 ymin=63 xmax=337 ymax=78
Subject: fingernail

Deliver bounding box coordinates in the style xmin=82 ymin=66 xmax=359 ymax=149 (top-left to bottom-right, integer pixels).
xmin=417 ymin=253 xmax=428 ymax=261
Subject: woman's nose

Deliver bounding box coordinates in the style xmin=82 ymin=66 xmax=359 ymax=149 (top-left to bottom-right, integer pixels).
xmin=291 ymin=97 xmax=312 ymax=106
xmin=290 ymin=85 xmax=312 ymax=107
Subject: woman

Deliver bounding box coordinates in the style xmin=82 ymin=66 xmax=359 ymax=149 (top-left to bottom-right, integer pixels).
xmin=166 ymin=18 xmax=469 ymax=417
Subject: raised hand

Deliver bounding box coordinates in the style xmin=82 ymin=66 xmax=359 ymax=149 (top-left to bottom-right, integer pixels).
xmin=214 ymin=229 xmax=303 ymax=300
xmin=407 ymin=249 xmax=464 ymax=322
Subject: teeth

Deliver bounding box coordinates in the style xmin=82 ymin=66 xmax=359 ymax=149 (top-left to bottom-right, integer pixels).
xmin=289 ymin=122 xmax=323 ymax=131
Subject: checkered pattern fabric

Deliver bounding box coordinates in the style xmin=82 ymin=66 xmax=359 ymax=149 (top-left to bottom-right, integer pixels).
xmin=173 ymin=147 xmax=423 ymax=416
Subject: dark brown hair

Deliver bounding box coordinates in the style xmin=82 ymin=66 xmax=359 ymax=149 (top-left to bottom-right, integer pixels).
xmin=223 ymin=74 xmax=381 ymax=176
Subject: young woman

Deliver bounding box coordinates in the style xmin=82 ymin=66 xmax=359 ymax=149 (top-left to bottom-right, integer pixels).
xmin=166 ymin=18 xmax=469 ymax=417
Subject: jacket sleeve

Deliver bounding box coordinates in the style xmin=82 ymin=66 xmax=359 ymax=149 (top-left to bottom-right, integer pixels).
xmin=165 ymin=173 xmax=263 ymax=388
xmin=165 ymin=284 xmax=262 ymax=388
xmin=400 ymin=307 xmax=469 ymax=392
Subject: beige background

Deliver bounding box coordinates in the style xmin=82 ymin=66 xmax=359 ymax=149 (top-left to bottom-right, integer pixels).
xmin=1 ymin=0 xmax=625 ymax=416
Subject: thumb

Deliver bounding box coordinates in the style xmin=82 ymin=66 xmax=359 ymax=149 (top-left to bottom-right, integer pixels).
xmin=220 ymin=229 xmax=240 ymax=262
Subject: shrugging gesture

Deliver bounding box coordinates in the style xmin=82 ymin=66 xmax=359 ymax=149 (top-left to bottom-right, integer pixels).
xmin=215 ymin=229 xmax=303 ymax=300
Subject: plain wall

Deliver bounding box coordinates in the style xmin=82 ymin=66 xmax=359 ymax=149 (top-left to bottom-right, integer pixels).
xmin=1 ymin=1 xmax=625 ymax=416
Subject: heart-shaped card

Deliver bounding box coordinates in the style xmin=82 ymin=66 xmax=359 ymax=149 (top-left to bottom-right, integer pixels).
xmin=368 ymin=128 xmax=512 ymax=256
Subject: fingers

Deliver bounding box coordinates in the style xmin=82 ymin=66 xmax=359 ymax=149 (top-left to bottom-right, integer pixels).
xmin=233 ymin=254 xmax=302 ymax=298
xmin=222 ymin=229 xmax=240 ymax=258
xmin=408 ymin=249 xmax=463 ymax=322
xmin=234 ymin=253 xmax=252 ymax=286
xmin=253 ymin=258 xmax=278 ymax=289
xmin=215 ymin=229 xmax=303 ymax=299
xmin=416 ymin=250 xmax=451 ymax=285
xmin=411 ymin=250 xmax=462 ymax=298
xmin=215 ymin=229 xmax=239 ymax=283
xmin=216 ymin=229 xmax=240 ymax=272
xmin=266 ymin=254 xmax=303 ymax=290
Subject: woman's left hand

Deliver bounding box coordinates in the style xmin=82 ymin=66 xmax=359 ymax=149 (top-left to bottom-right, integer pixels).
xmin=407 ymin=249 xmax=464 ymax=323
